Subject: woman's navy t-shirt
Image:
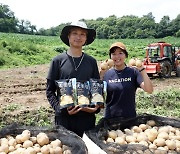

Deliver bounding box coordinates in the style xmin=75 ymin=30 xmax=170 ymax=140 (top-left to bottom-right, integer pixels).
xmin=103 ymin=67 xmax=143 ymax=119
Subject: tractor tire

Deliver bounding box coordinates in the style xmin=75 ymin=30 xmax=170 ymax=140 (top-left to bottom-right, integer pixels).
xmin=159 ymin=61 xmax=172 ymax=78
xmin=147 ymin=73 xmax=153 ymax=78
xmin=176 ymin=65 xmax=180 ymax=77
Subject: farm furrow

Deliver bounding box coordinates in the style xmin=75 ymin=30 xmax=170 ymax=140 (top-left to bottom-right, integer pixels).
xmin=0 ymin=83 xmax=46 ymax=94
xmin=0 ymin=64 xmax=179 ymax=115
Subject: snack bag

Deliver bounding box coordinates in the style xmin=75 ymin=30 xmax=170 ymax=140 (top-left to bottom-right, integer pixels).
xmin=76 ymin=80 xmax=90 ymax=107
xmin=89 ymin=79 xmax=107 ymax=108
xmin=55 ymin=78 xmax=76 ymax=109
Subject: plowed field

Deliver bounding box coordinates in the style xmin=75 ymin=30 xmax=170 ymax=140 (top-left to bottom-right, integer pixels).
xmin=0 ymin=64 xmax=180 ymax=114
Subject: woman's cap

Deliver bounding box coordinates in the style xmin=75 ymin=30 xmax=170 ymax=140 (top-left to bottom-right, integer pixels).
xmin=60 ymin=21 xmax=96 ymax=46
xmin=109 ymin=42 xmax=128 ymax=57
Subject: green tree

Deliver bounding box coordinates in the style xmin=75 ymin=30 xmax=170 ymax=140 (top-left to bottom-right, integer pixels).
xmin=156 ymin=16 xmax=171 ymax=37
xmin=98 ymin=24 xmax=109 ymax=39
xmin=0 ymin=3 xmax=18 ymax=32
xmin=29 ymin=25 xmax=37 ymax=35
xmin=176 ymin=30 xmax=180 ymax=37
xmin=169 ymin=14 xmax=180 ymax=36
xmin=116 ymin=15 xmax=140 ymax=38
xmin=137 ymin=12 xmax=156 ymax=38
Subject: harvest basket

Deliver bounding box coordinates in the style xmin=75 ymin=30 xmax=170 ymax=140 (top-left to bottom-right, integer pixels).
xmin=85 ymin=114 xmax=180 ymax=154
xmin=0 ymin=123 xmax=88 ymax=154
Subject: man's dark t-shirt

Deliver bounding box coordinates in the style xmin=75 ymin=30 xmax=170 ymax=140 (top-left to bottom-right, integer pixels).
xmin=46 ymin=52 xmax=100 ymax=137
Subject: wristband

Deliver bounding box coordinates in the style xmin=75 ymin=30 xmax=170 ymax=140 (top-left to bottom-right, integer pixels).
xmin=139 ymin=68 xmax=145 ymax=72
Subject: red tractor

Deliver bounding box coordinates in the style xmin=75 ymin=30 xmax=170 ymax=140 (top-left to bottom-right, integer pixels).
xmin=143 ymin=41 xmax=180 ymax=78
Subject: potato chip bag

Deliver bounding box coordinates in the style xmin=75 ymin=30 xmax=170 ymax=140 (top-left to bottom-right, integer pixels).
xmin=76 ymin=80 xmax=90 ymax=107
xmin=55 ymin=78 xmax=76 ymax=109
xmin=89 ymin=79 xmax=107 ymax=108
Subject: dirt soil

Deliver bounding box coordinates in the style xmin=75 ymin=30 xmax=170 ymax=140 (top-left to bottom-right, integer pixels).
xmin=0 ymin=64 xmax=180 ymax=114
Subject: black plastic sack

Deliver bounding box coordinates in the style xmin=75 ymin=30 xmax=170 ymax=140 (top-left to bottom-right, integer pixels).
xmin=0 ymin=123 xmax=88 ymax=154
xmin=85 ymin=113 xmax=180 ymax=154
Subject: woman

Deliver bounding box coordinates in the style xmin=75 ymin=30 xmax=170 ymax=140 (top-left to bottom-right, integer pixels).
xmin=102 ymin=42 xmax=153 ymax=119
xmin=46 ymin=21 xmax=100 ymax=137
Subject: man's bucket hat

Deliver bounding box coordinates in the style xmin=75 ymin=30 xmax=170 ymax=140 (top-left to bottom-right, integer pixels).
xmin=60 ymin=21 xmax=96 ymax=46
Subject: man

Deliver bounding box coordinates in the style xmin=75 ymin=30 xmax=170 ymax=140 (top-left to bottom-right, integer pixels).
xmin=46 ymin=21 xmax=100 ymax=137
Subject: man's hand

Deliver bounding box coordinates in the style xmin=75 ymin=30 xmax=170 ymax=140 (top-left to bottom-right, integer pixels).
xmin=67 ymin=105 xmax=81 ymax=115
xmin=80 ymin=105 xmax=100 ymax=113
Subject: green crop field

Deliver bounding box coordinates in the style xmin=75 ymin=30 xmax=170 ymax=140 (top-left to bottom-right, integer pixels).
xmin=1 ymin=32 xmax=180 ymax=69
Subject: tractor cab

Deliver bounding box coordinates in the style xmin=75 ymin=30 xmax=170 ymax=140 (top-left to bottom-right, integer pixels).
xmin=145 ymin=42 xmax=174 ymax=62
xmin=144 ymin=42 xmax=180 ymax=77
xmin=145 ymin=46 xmax=160 ymax=63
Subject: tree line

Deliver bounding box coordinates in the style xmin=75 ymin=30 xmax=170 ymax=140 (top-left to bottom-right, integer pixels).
xmin=0 ymin=3 xmax=180 ymax=39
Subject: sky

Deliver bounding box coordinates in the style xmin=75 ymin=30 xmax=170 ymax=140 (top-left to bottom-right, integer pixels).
xmin=0 ymin=0 xmax=180 ymax=30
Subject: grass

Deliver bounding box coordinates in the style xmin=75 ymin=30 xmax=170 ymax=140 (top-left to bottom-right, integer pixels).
xmin=136 ymin=88 xmax=180 ymax=118
xmin=3 ymin=103 xmax=21 ymax=111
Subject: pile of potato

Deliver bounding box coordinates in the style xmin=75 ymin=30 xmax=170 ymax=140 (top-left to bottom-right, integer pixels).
xmin=100 ymin=58 xmax=143 ymax=70
xmin=100 ymin=59 xmax=114 ymax=71
xmin=128 ymin=58 xmax=142 ymax=67
xmin=0 ymin=129 xmax=71 ymax=154
xmin=104 ymin=120 xmax=180 ymax=153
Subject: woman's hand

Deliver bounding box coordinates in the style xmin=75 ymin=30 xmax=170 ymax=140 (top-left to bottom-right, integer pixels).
xmin=100 ymin=69 xmax=107 ymax=80
xmin=128 ymin=59 xmax=153 ymax=93
xmin=99 ymin=59 xmax=114 ymax=79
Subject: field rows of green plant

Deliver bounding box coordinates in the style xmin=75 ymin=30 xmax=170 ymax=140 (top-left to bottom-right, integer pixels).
xmin=1 ymin=32 xmax=180 ymax=69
